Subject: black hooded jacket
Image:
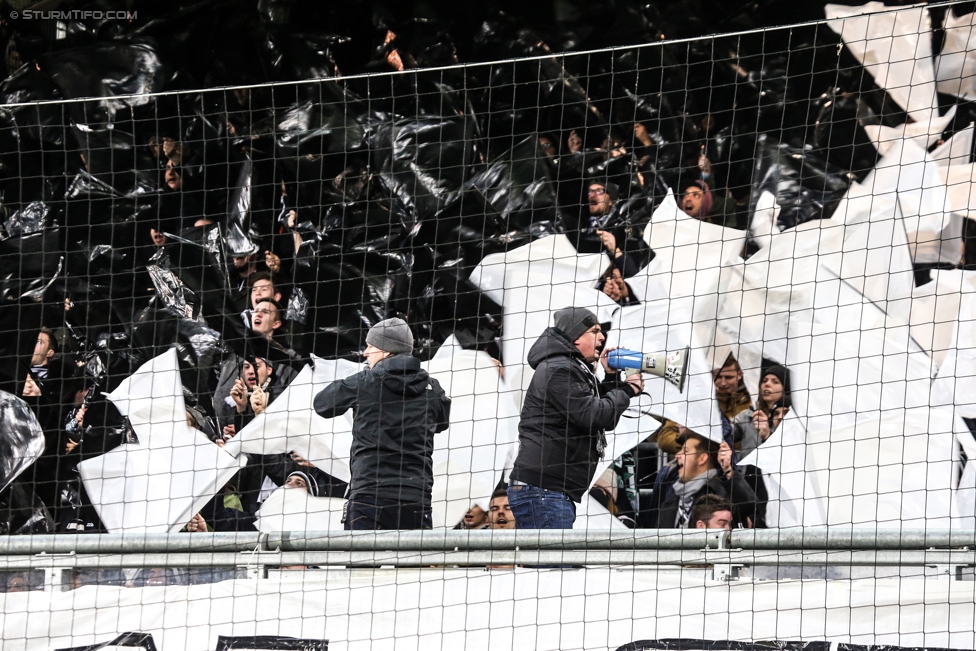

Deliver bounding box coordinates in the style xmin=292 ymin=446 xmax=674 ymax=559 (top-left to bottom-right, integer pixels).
xmin=313 ymin=355 xmax=451 ymax=504
xmin=510 ymin=327 xmax=638 ymax=502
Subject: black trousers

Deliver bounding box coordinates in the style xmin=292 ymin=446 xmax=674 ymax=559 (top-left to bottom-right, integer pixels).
xmin=344 ymin=496 xmax=432 ymax=530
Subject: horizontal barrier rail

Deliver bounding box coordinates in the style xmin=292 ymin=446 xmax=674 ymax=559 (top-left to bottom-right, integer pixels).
xmin=3 ymin=530 xmax=973 ymax=588
xmin=0 ymin=549 xmax=974 ymax=570
xmin=730 ymin=529 xmax=976 ymax=550
xmin=0 ymin=528 xmax=973 ymax=556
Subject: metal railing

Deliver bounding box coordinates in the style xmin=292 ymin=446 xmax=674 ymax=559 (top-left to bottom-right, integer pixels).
xmin=1 ymin=528 xmax=974 ymax=588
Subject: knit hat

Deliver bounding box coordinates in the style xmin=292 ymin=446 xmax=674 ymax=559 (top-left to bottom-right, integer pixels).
xmin=554 ymin=307 xmax=600 ymax=342
xmin=761 ymin=364 xmax=791 ymax=396
xmin=287 ymin=470 xmax=320 ymax=497
xmin=366 ymin=317 xmax=414 ymax=355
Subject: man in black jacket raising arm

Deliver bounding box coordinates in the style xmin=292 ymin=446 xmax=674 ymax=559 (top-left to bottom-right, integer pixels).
xmin=508 ymin=307 xmax=643 ymax=529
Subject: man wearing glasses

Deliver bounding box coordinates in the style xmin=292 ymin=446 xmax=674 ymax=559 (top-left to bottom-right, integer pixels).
xmin=250 ymin=298 xmax=283 ymax=342
xmin=507 ymin=307 xmax=644 ymax=529
xmin=587 ymin=181 xmax=617 ymax=226
xmin=586 ymin=180 xmax=652 ymax=277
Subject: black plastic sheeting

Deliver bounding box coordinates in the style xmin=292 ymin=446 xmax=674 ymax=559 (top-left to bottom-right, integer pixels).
xmin=618 ymin=642 xmax=970 ymax=651
xmin=617 ymin=642 xmax=828 ymax=651
xmin=0 ymin=391 xmax=45 ymax=494
xmin=54 ymin=634 xmax=327 ymax=651
xmin=56 ymin=632 xmax=158 ymax=651
xmin=215 ymin=636 xmax=328 ymax=651
xmin=1 ymin=1 xmax=973 ymax=527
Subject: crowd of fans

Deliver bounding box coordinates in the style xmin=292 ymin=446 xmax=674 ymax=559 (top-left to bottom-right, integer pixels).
xmin=0 ymin=3 xmax=842 ymax=546
xmin=2 ymin=1 xmax=972 ymax=599
xmin=13 ymin=316 xmax=789 ymax=535
xmin=1 ymin=103 xmax=769 ymax=540
xmin=1 ymin=339 xmax=790 ymax=591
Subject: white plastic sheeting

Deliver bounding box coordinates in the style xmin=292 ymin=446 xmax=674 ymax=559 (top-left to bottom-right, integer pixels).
xmin=422 ymin=336 xmax=520 ymax=528
xmin=254 ymin=487 xmax=345 ymax=532
xmin=222 ymin=356 xmax=361 ymax=481
xmin=741 ymin=407 xmax=955 ymax=528
xmin=77 ymin=349 xmax=241 ymax=534
xmin=930 ymin=270 xmax=976 ymax=417
xmin=469 ymin=234 xmax=614 ymax=399
xmin=1 ymin=570 xmax=974 ymax=651
xmin=826 ymin=2 xmax=957 ymax=153
xmin=936 ymin=9 xmax=976 ymax=100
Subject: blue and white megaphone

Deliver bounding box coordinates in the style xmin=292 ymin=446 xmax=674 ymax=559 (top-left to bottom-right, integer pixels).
xmin=607 ymin=347 xmax=690 ymax=393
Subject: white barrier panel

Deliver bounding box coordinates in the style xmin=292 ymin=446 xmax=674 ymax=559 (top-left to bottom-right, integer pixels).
xmin=1 ymin=571 xmax=974 ymax=651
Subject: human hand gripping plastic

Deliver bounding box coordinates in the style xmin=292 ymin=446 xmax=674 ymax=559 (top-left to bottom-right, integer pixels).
xmin=250 ymin=385 xmax=268 ymax=415
xmin=718 ymin=441 xmax=734 ymax=478
xmin=752 ymin=410 xmax=771 ymax=442
xmin=230 ymin=379 xmax=249 ymax=414
xmin=596 ymin=229 xmax=617 ymax=255
xmin=185 ymin=513 xmax=207 ymax=533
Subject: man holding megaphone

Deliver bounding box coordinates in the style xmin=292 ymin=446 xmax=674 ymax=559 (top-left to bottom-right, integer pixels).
xmin=507 ymin=307 xmax=644 ymax=529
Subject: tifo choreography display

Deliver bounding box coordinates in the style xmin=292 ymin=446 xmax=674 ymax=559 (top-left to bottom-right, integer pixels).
xmin=3 ymin=2 xmax=976 ymax=651
xmin=0 ymin=0 xmax=974 ymax=589
xmin=0 ymin=0 xmax=975 ymax=538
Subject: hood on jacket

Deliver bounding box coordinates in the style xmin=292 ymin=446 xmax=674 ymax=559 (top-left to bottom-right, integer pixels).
xmin=526 ymin=327 xmax=583 ymax=370
xmin=374 ymin=354 xmax=430 ymax=397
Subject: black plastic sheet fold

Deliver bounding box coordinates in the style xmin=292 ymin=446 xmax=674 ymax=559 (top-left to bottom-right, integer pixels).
xmin=748 ymin=134 xmax=852 ymax=229
xmin=618 ymin=641 xmax=830 ymax=651
xmin=0 ymin=391 xmax=46 ymax=495
xmin=466 ymin=135 xmax=561 ymax=234
xmin=0 ymin=229 xmax=63 ymax=302
xmin=366 ymin=114 xmax=478 ymax=224
xmin=37 ymin=43 xmax=166 ymax=122
xmin=215 ymin=636 xmax=327 ymax=651
xmin=2 ymin=201 xmax=50 ymax=239
xmin=56 ymin=632 xmax=158 ymax=651
xmin=0 ymin=479 xmax=55 ymax=534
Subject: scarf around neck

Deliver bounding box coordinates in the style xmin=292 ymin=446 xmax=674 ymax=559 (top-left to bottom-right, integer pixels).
xmin=672 ymin=468 xmax=719 ymax=527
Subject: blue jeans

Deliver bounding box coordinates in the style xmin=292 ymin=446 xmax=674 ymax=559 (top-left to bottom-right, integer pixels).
xmin=507 ymin=483 xmax=576 ymax=529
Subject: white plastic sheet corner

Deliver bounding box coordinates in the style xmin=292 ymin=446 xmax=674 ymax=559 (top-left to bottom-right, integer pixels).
xmin=77 ymin=348 xmax=241 ymax=533
xmin=223 ymin=356 xmax=361 ymax=482
xmin=424 ymin=336 xmax=520 ymax=528
xmin=255 ymin=486 xmax=345 ymax=532
xmin=826 ymin=3 xmax=938 ymax=122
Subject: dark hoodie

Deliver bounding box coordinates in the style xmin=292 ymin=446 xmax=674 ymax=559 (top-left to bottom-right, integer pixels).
xmin=510 ymin=327 xmax=638 ymax=502
xmin=313 ymin=355 xmax=451 ymax=504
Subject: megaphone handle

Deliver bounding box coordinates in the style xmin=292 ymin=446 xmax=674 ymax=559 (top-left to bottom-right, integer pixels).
xmin=624 ymin=368 xmax=642 ymax=378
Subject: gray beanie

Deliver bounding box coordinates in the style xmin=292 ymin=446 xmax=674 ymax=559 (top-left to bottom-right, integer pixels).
xmin=553 ymin=307 xmax=599 ymax=342
xmin=366 ymin=317 xmax=414 ymax=355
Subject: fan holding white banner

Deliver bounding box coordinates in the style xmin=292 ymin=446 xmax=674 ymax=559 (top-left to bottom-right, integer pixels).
xmin=77 ymin=349 xmax=241 ymax=534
